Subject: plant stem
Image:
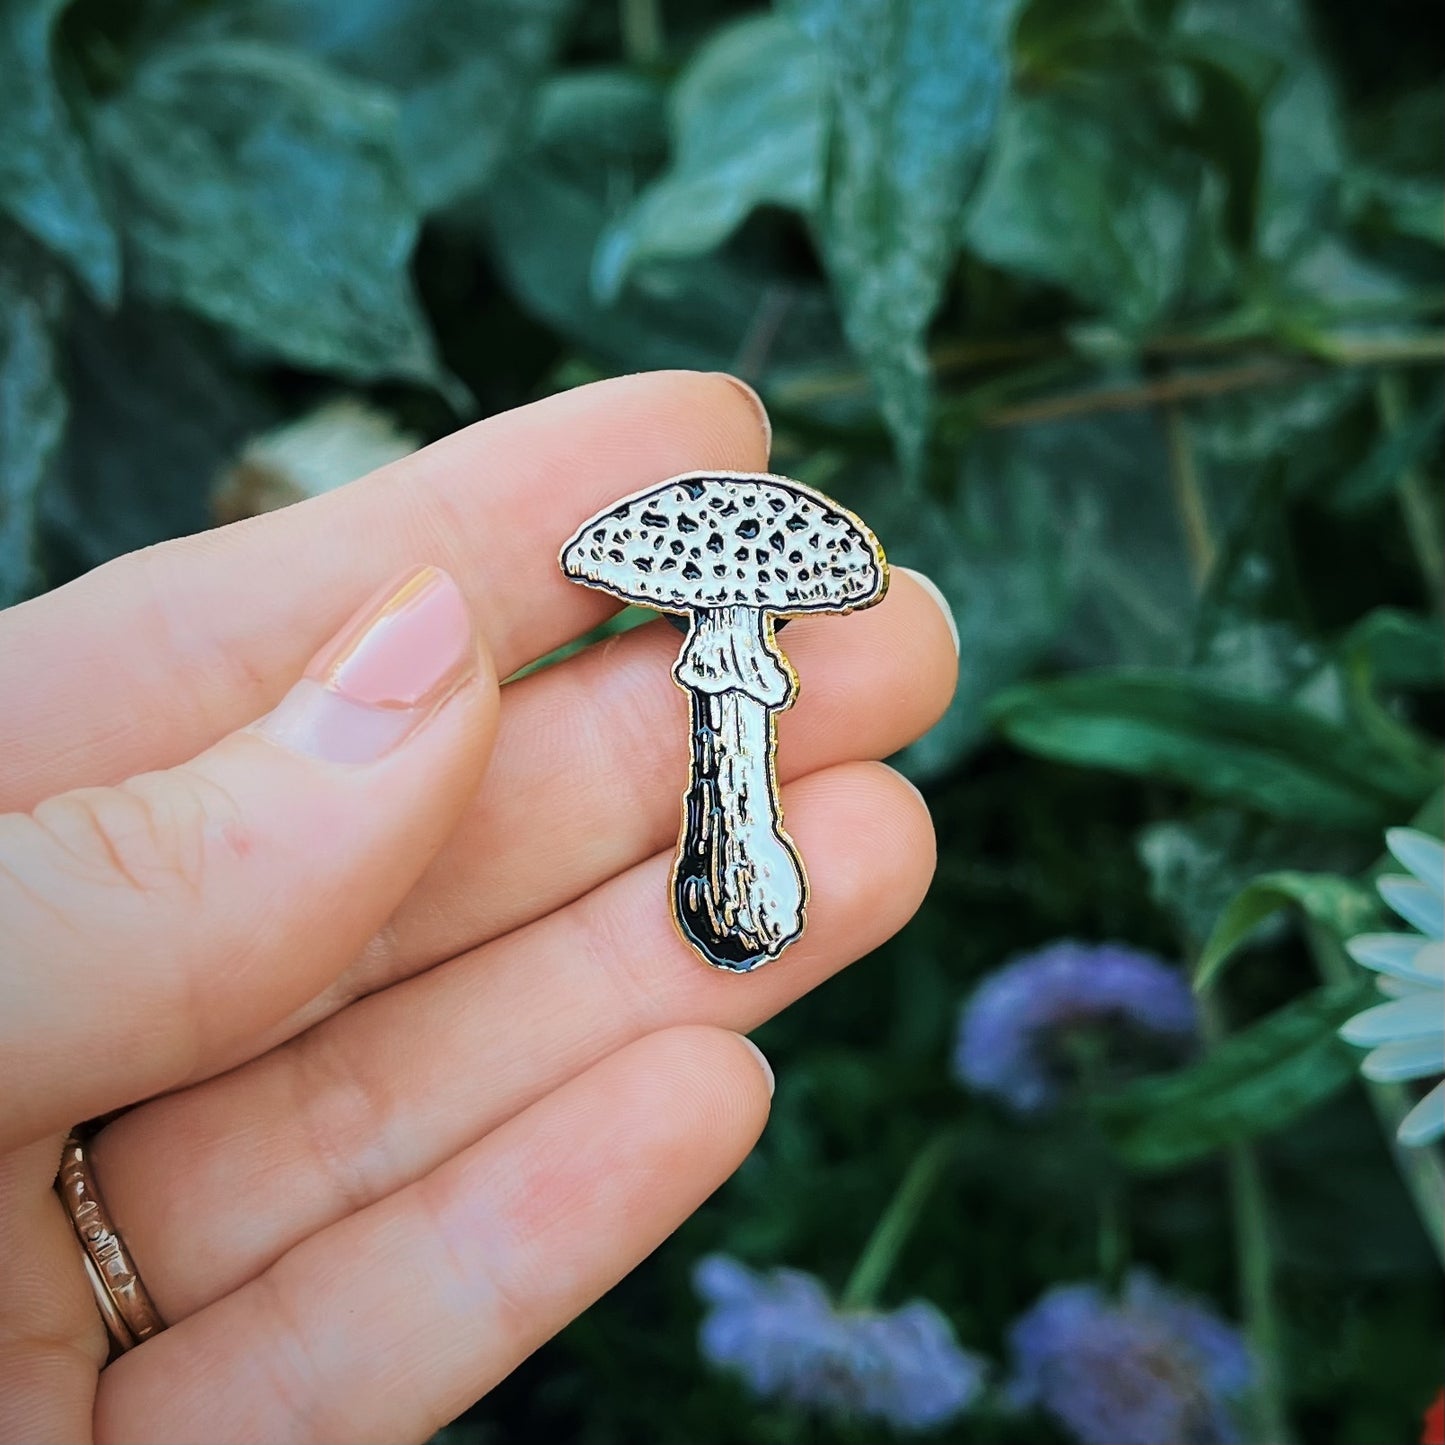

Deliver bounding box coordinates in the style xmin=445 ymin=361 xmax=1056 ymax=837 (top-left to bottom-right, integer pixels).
xmin=1376 ymin=373 xmax=1444 ymax=605
xmin=1166 ymin=421 xmax=1290 ymax=1443
xmin=1228 ymin=1140 xmax=1294 ymax=1445
xmin=986 ymin=359 xmax=1306 ymax=429
xmin=1070 ymin=1038 xmax=1133 ymax=1294
xmin=1096 ymin=1170 xmax=1130 ymax=1294
xmin=1164 ymin=399 xmax=1217 ymax=586
xmin=839 ymin=1133 xmax=956 ymax=1311
xmin=619 ymin=0 xmax=664 ymax=67
xmin=1199 ymin=993 xmax=1294 ymax=1445
xmin=1305 ymin=920 xmax=1445 ymax=1271
xmin=770 ymin=327 xmax=1445 ymax=409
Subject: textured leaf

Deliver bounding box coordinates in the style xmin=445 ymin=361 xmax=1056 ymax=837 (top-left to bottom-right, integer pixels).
xmin=891 ymin=406 xmax=1200 ymax=777
xmin=100 ymin=41 xmax=438 ymax=384
xmin=1174 ymin=0 xmax=1341 ymax=266
xmin=1196 ymin=872 xmax=1383 ymax=990
xmin=1002 ymin=410 xmax=1197 ymax=671
xmin=1097 ymin=981 xmax=1374 ymax=1171
xmin=862 ymin=452 xmax=1064 ymax=780
xmin=0 ymin=227 xmax=67 ymax=604
xmin=482 ymin=72 xmax=847 ymax=385
xmin=989 ymin=671 xmax=1437 ymax=828
xmin=0 ymin=0 xmax=119 ymax=303
xmin=192 ymin=0 xmax=574 ymax=208
xmin=964 ymin=91 xmax=1221 ymax=329
xmin=593 ymin=14 xmax=823 ymax=299
xmin=792 ymin=0 xmax=1015 ymax=479
xmin=44 ymin=299 xmax=270 ymax=568
xmin=1186 ymin=467 xmax=1343 ymax=710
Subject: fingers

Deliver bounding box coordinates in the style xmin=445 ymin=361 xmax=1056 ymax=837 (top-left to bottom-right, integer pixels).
xmin=91 ymin=763 xmax=933 ymax=1321
xmin=0 ymin=569 xmax=498 ymax=1151
xmin=0 ymin=371 xmax=768 ymax=813
xmin=267 ymin=568 xmax=957 ymax=1041
xmin=95 ymin=1027 xmax=771 ymax=1445
xmin=0 ymin=1136 xmax=107 ymax=1444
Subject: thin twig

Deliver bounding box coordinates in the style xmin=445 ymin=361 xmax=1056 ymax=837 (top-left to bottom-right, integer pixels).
xmin=770 ymin=329 xmax=1445 ymax=407
xmin=1163 ymin=399 xmax=1217 ymax=585
xmin=982 ymin=360 xmax=1307 ymax=429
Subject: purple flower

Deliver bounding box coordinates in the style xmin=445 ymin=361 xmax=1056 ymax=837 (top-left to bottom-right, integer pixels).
xmin=1008 ymin=1271 xmax=1253 ymax=1445
xmin=953 ymin=940 xmax=1198 ymax=1112
xmin=694 ymin=1255 xmax=986 ymax=1430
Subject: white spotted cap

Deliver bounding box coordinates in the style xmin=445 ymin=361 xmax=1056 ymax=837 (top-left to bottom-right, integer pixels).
xmin=560 ymin=472 xmax=887 ymax=615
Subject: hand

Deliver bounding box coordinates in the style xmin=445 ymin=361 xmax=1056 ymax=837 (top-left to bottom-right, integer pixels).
xmin=0 ymin=373 xmax=957 ymax=1443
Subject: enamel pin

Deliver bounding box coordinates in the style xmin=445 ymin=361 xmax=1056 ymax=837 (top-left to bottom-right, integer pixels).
xmin=560 ymin=471 xmax=888 ymax=972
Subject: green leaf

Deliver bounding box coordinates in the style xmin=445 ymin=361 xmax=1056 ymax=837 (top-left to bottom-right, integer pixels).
xmin=1138 ymin=811 xmax=1357 ymax=952
xmin=593 ymin=14 xmax=823 ymax=299
xmin=858 ymin=450 xmax=1065 ymax=779
xmin=0 ymin=227 xmax=67 ymax=604
xmin=792 ymin=0 xmax=1016 ymax=480
xmin=1096 ymin=981 xmax=1374 ymax=1171
xmin=1174 ymin=0 xmax=1342 ymax=266
xmin=0 ymin=0 xmax=120 ymax=303
xmin=894 ymin=405 xmax=1206 ymax=775
xmin=482 ymin=71 xmax=848 ymax=385
xmin=1186 ymin=466 xmax=1339 ymax=704
xmin=989 ymin=670 xmax=1438 ymax=828
xmin=1196 ymin=871 xmax=1383 ymax=990
xmin=193 ymin=0 xmax=575 ymax=209
xmin=1343 ymin=609 xmax=1445 ymax=691
xmin=1330 ymin=391 xmax=1444 ymax=513
xmin=99 ymin=41 xmax=439 ymax=385
xmin=44 ymin=299 xmax=270 ymax=568
xmin=963 ymin=90 xmax=1223 ymax=329
xmin=1344 ymin=88 xmax=1445 ymax=248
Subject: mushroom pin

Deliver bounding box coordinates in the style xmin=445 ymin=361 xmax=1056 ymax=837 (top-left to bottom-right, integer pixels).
xmin=560 ymin=471 xmax=888 ymax=972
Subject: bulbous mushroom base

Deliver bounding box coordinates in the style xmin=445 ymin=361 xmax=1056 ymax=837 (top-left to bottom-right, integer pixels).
xmin=672 ymin=689 xmax=807 ymax=971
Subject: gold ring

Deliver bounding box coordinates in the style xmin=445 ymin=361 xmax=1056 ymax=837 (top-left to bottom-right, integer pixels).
xmin=55 ymin=1133 xmax=165 ymax=1353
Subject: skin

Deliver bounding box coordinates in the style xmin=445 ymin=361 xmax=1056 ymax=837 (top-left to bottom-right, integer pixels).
xmin=0 ymin=371 xmax=957 ymax=1444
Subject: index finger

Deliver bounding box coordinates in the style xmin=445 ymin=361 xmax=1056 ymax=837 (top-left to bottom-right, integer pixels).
xmin=0 ymin=371 xmax=769 ymax=811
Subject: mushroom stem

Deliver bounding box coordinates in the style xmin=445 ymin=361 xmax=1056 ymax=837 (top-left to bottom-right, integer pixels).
xmin=673 ymin=687 xmax=807 ymax=971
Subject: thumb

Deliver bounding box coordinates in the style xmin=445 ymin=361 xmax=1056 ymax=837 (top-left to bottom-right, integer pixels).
xmin=0 ymin=566 xmax=497 ymax=1151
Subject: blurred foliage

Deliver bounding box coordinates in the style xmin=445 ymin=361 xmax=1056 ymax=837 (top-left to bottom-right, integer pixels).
xmin=2 ymin=0 xmax=1442 ymax=1440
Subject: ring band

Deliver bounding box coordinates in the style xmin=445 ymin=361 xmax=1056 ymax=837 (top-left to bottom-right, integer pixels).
xmin=56 ymin=1133 xmax=165 ymax=1353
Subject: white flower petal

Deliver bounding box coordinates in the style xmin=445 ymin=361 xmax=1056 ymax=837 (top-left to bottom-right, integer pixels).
xmin=1378 ymin=876 xmax=1444 ymax=941
xmin=1340 ymin=995 xmax=1443 ymax=1045
xmin=1397 ymin=1080 xmax=1445 ymax=1147
xmin=1375 ymin=977 xmax=1435 ymax=999
xmin=1386 ymin=829 xmax=1445 ymax=894
xmin=1345 ymin=934 xmax=1443 ymax=983
xmin=1361 ymin=1035 xmax=1445 ymax=1082
xmin=1410 ymin=941 xmax=1445 ymax=980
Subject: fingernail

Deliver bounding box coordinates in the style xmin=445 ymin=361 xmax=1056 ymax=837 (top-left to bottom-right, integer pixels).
xmin=256 ymin=566 xmax=475 ymax=763
xmin=712 ymin=373 xmax=772 ymax=458
xmin=736 ymin=1035 xmax=775 ymax=1098
xmin=895 ymin=566 xmax=959 ymax=657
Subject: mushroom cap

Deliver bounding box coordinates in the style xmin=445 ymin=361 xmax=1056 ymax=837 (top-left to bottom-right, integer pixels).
xmin=559 ymin=471 xmax=887 ymax=616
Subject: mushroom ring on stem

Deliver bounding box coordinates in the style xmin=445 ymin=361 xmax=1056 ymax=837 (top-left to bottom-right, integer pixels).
xmin=560 ymin=471 xmax=888 ymax=972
